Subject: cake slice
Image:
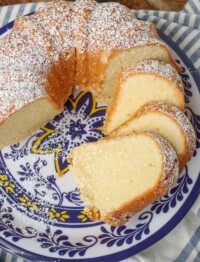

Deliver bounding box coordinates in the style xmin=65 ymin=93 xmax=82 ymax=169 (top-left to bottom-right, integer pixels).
xmin=68 ymin=132 xmax=178 ymax=226
xmin=110 ymin=102 xmax=196 ymax=172
xmin=104 ymin=60 xmax=184 ymax=135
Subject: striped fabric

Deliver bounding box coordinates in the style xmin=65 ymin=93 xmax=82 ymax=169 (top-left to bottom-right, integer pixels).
xmin=0 ymin=248 xmax=28 ymax=262
xmin=184 ymin=0 xmax=200 ymax=13
xmin=0 ymin=2 xmax=44 ymax=27
xmin=0 ymin=1 xmax=199 ymax=262
xmin=134 ymin=2 xmax=200 ymax=72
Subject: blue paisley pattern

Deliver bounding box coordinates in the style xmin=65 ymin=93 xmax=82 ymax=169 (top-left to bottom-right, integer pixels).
xmin=0 ymin=199 xmax=37 ymax=242
xmin=176 ymin=59 xmax=193 ymax=104
xmin=98 ymin=212 xmax=153 ymax=247
xmin=185 ymin=106 xmax=200 ymax=151
xmin=151 ymin=166 xmax=193 ymax=214
xmin=37 ymin=227 xmax=98 ymax=257
xmin=3 ymin=133 xmax=41 ymax=161
xmin=31 ymin=92 xmax=106 ymax=174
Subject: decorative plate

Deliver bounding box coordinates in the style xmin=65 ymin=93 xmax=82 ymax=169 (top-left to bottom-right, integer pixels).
xmin=0 ymin=20 xmax=200 ymax=262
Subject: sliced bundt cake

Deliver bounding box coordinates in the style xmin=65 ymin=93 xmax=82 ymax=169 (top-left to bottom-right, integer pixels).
xmin=68 ymin=132 xmax=179 ymax=226
xmin=104 ymin=60 xmax=184 ymax=135
xmin=109 ymin=101 xmax=196 ymax=172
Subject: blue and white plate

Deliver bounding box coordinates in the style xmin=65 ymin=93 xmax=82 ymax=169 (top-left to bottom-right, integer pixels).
xmin=0 ymin=20 xmax=200 ymax=262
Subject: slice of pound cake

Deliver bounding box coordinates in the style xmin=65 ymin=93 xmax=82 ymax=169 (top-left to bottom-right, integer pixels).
xmin=68 ymin=132 xmax=179 ymax=226
xmin=110 ymin=102 xmax=196 ymax=172
xmin=104 ymin=60 xmax=185 ymax=135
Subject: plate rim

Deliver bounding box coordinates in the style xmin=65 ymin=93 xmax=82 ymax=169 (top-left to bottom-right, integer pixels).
xmin=0 ymin=19 xmax=200 ymax=262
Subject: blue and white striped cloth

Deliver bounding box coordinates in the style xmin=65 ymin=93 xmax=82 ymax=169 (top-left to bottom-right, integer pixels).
xmin=0 ymin=0 xmax=199 ymax=261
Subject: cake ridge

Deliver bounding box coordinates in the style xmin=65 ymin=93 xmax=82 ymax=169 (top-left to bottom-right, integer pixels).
xmin=88 ymin=3 xmax=165 ymax=53
xmin=33 ymin=0 xmax=74 ymax=52
xmin=0 ymin=70 xmax=47 ymax=120
xmin=0 ymin=31 xmax=51 ymax=73
xmin=13 ymin=16 xmax=60 ymax=64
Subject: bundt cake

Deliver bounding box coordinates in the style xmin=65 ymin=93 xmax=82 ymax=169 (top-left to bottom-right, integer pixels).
xmin=104 ymin=60 xmax=185 ymax=135
xmin=0 ymin=0 xmax=182 ymax=149
xmin=109 ymin=101 xmax=196 ymax=172
xmin=68 ymin=132 xmax=179 ymax=226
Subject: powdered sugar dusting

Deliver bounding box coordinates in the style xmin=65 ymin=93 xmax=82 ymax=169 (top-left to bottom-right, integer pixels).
xmin=0 ymin=71 xmax=47 ymax=120
xmin=147 ymin=132 xmax=179 ymax=187
xmin=143 ymin=102 xmax=196 ymax=159
xmin=108 ymin=211 xmax=133 ymax=227
xmin=122 ymin=60 xmax=184 ymax=92
xmin=88 ymin=3 xmax=164 ymax=53
xmin=0 ymin=31 xmax=51 ymax=72
xmin=70 ymin=0 xmax=97 ymax=53
xmin=14 ymin=16 xmax=60 ymax=63
xmin=33 ymin=0 xmax=74 ymax=52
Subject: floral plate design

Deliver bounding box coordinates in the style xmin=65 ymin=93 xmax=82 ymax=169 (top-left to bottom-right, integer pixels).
xmin=0 ymin=20 xmax=200 ymax=262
